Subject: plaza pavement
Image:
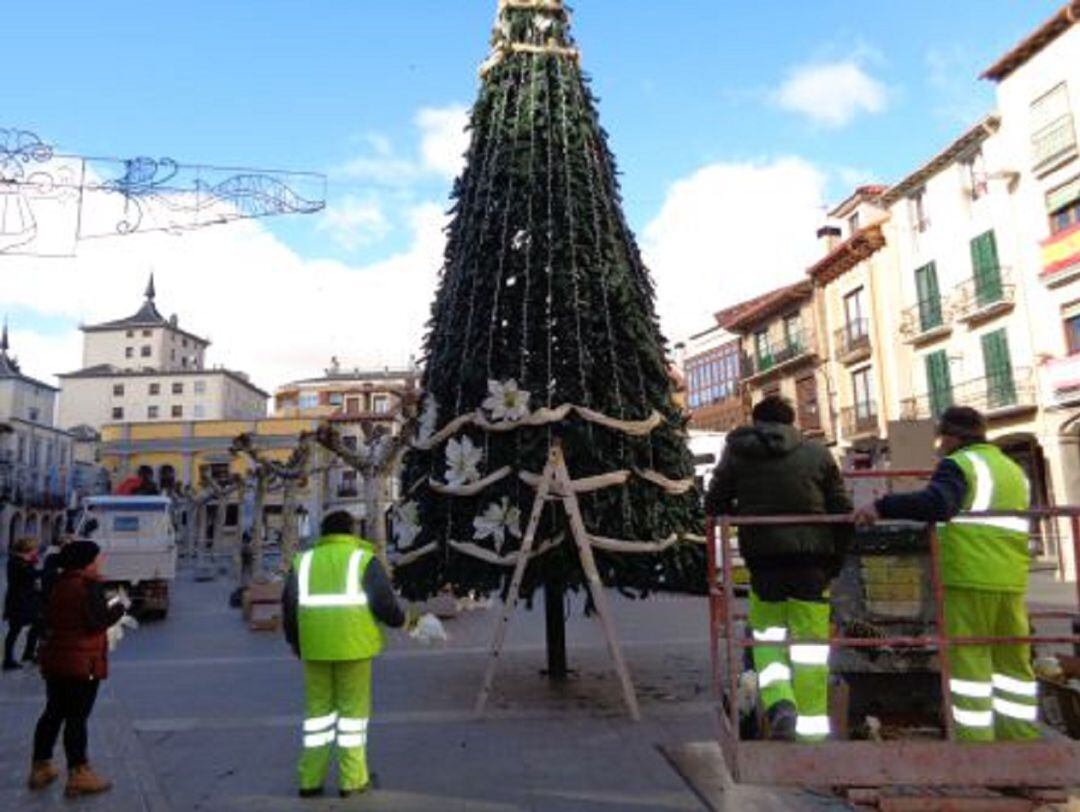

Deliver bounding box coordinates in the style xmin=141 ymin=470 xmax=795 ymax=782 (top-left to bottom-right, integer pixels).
xmin=5 ymin=560 xmax=1077 ymax=811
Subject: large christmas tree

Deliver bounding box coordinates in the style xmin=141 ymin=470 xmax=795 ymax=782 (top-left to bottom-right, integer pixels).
xmin=393 ymin=0 xmax=705 ymax=608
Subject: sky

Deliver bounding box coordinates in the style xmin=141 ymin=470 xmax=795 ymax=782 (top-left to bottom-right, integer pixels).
xmin=0 ymin=0 xmax=1065 ymax=397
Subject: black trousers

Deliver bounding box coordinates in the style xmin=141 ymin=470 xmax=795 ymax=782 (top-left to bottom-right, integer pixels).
xmin=4 ymin=620 xmax=39 ymax=663
xmin=33 ymin=678 xmax=100 ymax=767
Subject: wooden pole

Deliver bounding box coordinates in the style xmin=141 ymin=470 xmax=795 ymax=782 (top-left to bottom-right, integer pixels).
xmin=475 ymin=446 xmax=556 ymax=717
xmin=543 ymin=578 xmax=568 ymax=680
xmin=553 ymin=445 xmax=641 ymax=721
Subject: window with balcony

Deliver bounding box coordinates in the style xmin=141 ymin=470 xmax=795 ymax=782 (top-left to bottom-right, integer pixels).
xmin=981 ymin=329 xmax=1016 ymax=408
xmin=852 ymin=367 xmax=875 ymax=421
xmin=147 ymin=405 xmax=159 ymax=419
xmin=925 ymin=350 xmax=953 ymax=419
xmin=970 ymin=230 xmax=1003 ymax=307
xmin=963 ymin=149 xmax=988 ymax=200
xmin=915 ymin=262 xmax=943 ymax=331
xmin=1065 ymin=313 xmax=1080 ymax=355
xmin=910 ymin=188 xmax=929 ymax=232
xmin=1048 ymin=177 xmax=1080 ymax=235
xmin=839 ymin=287 xmax=870 ymax=357
xmin=754 ymin=329 xmax=771 ymax=368
xmin=149 ymin=383 xmax=160 ymax=396
xmin=1031 ymin=82 xmax=1077 ymax=173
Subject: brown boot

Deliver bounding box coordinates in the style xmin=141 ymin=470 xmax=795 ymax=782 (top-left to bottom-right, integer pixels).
xmin=65 ymin=764 xmax=112 ymax=797
xmin=27 ymin=760 xmax=59 ymax=790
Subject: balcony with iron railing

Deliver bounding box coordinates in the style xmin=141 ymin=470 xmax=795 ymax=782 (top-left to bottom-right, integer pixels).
xmin=952 ymin=268 xmax=1015 ymax=325
xmin=899 ymin=297 xmax=953 ymax=345
xmin=743 ymin=327 xmax=817 ymax=381
xmin=839 ymin=403 xmax=879 ymax=439
xmin=833 ymin=319 xmax=872 ymax=365
xmin=1032 ymin=113 xmax=1078 ymax=176
xmin=900 ymin=367 xmax=1037 ymax=421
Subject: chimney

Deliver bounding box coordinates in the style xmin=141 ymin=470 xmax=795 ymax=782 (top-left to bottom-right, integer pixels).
xmin=816 ymin=225 xmax=842 ymax=256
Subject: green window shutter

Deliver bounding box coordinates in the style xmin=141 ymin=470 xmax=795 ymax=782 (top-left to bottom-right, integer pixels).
xmin=970 ymin=231 xmax=1002 ymax=306
xmin=915 ymin=262 xmax=942 ymax=330
xmin=925 ymin=350 xmax=953 ymax=418
xmin=981 ymin=329 xmax=1015 ymax=408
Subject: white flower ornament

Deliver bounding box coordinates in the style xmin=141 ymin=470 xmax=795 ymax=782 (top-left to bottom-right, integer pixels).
xmin=445 ymin=436 xmax=482 ymax=487
xmin=392 ymin=501 xmax=421 ymax=547
xmin=481 ymin=379 xmax=531 ymax=423
xmin=472 ymin=496 xmax=523 ymax=552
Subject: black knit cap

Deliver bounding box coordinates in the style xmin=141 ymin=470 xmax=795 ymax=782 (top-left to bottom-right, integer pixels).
xmin=57 ymin=540 xmax=101 ymax=571
xmin=937 ymin=406 xmax=987 ymax=442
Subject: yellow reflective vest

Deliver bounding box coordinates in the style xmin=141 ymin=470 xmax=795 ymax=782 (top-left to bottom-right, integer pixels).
xmin=294 ymin=534 xmax=383 ymax=661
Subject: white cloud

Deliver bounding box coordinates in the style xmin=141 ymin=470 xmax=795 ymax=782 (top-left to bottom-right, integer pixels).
xmin=775 ymin=60 xmax=887 ymax=128
xmin=336 ymin=104 xmax=469 ymax=184
xmin=316 ymin=196 xmax=391 ymax=251
xmin=1 ymin=202 xmax=448 ymax=402
xmin=642 ymin=157 xmax=827 ymax=344
xmin=416 ymin=105 xmax=470 ymax=179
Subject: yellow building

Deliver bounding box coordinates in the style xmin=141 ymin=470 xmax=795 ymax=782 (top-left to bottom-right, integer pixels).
xmin=99 ymin=417 xmax=328 ymax=544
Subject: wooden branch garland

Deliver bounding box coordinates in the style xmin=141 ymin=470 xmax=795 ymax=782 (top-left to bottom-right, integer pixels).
xmin=392 ymin=542 xmax=438 ymax=567
xmin=518 ymin=468 xmax=630 ymax=494
xmin=448 ymin=533 xmax=564 ymax=567
xmin=633 ymin=468 xmax=696 ymax=495
xmin=427 ymin=466 xmax=513 ymax=497
xmin=411 ymin=403 xmax=663 ymax=451
xmin=588 ymin=533 xmax=679 ymax=554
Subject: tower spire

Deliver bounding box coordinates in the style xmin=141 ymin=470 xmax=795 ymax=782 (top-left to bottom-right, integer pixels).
xmin=1 ymin=318 xmax=8 ymax=353
xmin=145 ymin=272 xmax=156 ymax=302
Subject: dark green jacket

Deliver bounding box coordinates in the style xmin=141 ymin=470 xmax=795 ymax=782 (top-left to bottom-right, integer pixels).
xmin=704 ymin=422 xmax=852 ymax=564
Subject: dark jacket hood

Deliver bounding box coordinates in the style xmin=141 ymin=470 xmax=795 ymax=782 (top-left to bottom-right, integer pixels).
xmin=728 ymin=422 xmax=803 ymax=459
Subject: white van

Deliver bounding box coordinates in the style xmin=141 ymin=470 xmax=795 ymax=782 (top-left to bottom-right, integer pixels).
xmin=75 ymin=495 xmax=177 ymax=617
xmin=688 ymin=430 xmax=727 ymax=495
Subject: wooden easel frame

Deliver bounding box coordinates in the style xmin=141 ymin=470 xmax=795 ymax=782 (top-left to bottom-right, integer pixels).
xmin=475 ymin=441 xmax=641 ymax=720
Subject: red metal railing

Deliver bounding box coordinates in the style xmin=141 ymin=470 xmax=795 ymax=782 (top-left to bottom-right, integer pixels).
xmin=706 ymin=470 xmax=1080 ymax=788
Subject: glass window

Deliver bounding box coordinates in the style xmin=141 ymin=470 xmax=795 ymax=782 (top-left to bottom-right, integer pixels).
xmin=911 ymin=189 xmax=929 ymax=232
xmin=142 ymin=329 xmax=152 ymax=337
xmin=299 ymin=393 xmax=318 ymax=410
xmin=149 ymin=383 xmax=160 ymax=396
xmin=194 ymin=404 xmax=206 ymax=419
xmin=194 ymin=380 xmax=206 ymax=394
xmin=852 ymin=367 xmax=874 ymax=419
xmin=328 ymin=392 xmax=344 ymax=406
xmin=125 ymin=347 xmax=134 ymax=358
xmin=1066 ymin=314 xmax=1080 ymax=355
xmin=372 ymin=395 xmax=389 ymax=414
xmin=141 ymin=345 xmax=152 ymax=357
xmin=126 ymin=330 xmax=134 ymax=338
xmin=914 ymin=262 xmax=942 ymax=331
xmin=28 ymin=407 xmax=39 ymax=422
xmin=848 ymin=212 xmax=860 ymax=235
xmin=147 ymin=405 xmax=159 ymax=419
xmin=113 ymin=383 xmax=125 ymax=397
xmin=171 ymin=405 xmax=183 ymax=418
xmin=1030 ymin=82 xmax=1076 ymax=169
xmin=970 ymin=230 xmax=1003 ymax=305
xmin=111 ymin=407 xmax=124 ymax=420
xmin=172 ymin=382 xmax=183 ymax=395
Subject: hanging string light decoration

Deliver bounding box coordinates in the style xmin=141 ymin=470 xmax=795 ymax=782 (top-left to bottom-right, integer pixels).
xmin=394 ymin=0 xmax=706 ymax=603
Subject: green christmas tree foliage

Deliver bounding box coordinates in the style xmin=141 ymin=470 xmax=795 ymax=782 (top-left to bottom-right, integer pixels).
xmin=393 ymin=0 xmax=705 ymax=602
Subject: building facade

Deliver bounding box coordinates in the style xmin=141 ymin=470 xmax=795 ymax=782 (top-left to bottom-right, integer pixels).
xmin=723 ymin=281 xmax=833 ymax=441
xmin=274 ymin=361 xmax=419 ymax=535
xmin=57 ymin=276 xmax=267 ymax=431
xmin=0 ymin=325 xmax=75 ymax=549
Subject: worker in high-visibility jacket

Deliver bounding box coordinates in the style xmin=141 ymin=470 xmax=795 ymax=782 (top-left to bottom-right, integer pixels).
xmin=855 ymin=406 xmax=1038 ymax=742
xmin=282 ymin=510 xmax=407 ymax=798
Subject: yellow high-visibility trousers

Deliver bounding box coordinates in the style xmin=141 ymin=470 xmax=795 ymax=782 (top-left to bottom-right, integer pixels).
xmin=298 ymin=659 xmax=372 ymax=791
